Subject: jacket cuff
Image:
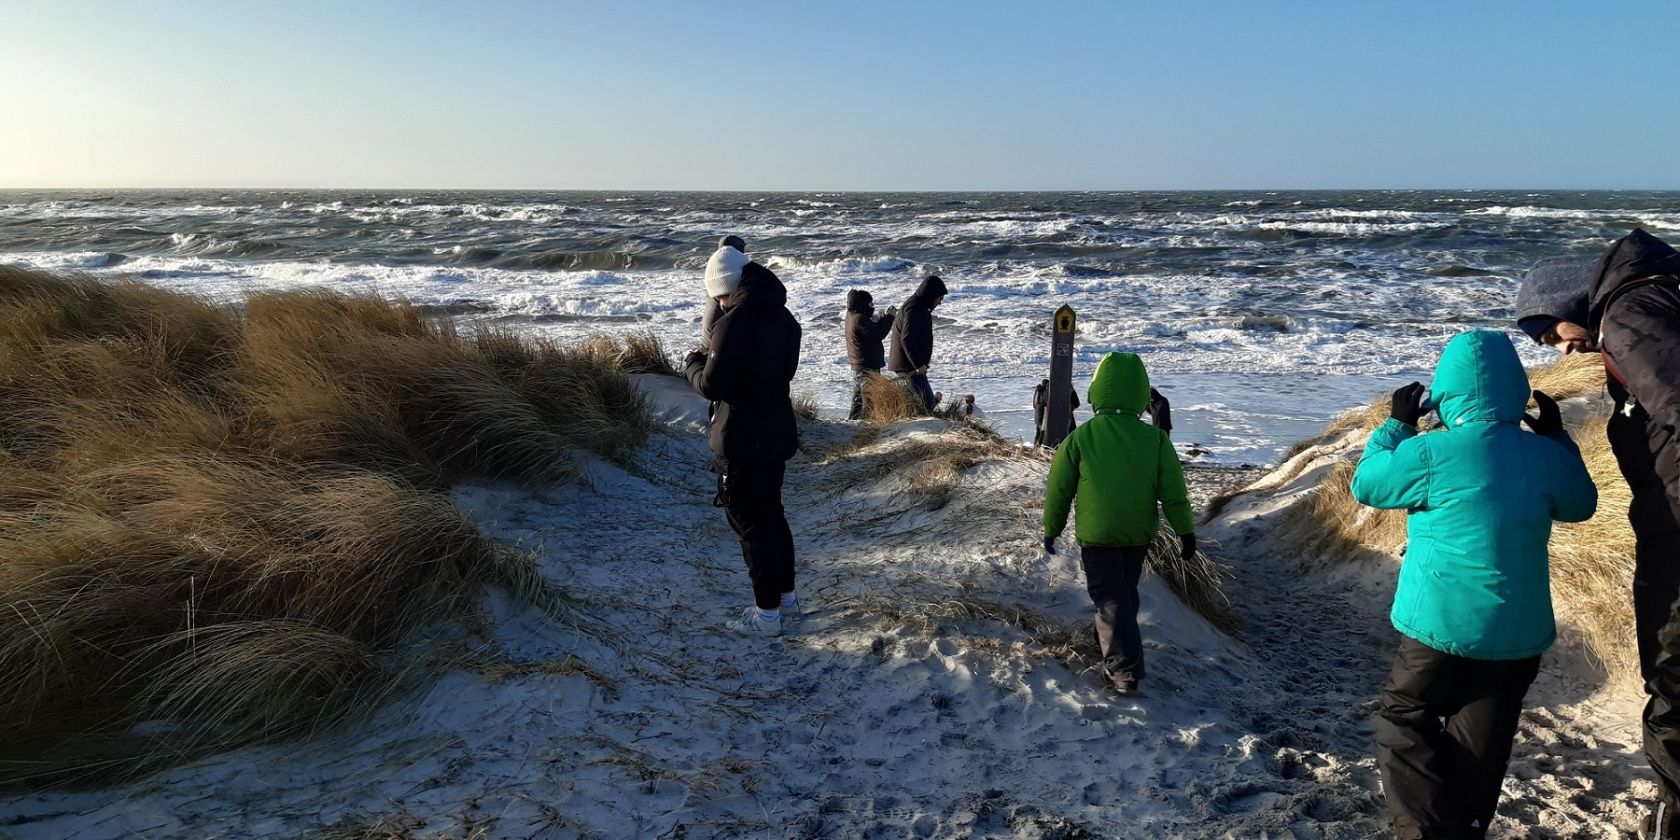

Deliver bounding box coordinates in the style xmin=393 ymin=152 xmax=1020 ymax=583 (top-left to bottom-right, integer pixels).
xmin=1377 ymin=417 xmax=1419 ymax=438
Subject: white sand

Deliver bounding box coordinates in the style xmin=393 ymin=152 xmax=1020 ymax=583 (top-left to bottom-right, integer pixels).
xmin=0 ymin=383 xmax=1654 ymax=839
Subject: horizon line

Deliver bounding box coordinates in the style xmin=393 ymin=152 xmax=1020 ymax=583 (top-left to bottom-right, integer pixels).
xmin=2 ymin=185 xmax=1677 ymax=194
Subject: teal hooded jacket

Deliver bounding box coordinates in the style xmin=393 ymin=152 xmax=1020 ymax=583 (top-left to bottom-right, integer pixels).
xmin=1044 ymin=352 xmax=1193 ymax=548
xmin=1351 ymin=330 xmax=1598 ymax=660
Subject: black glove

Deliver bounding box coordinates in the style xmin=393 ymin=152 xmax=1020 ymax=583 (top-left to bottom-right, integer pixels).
xmin=1148 ymin=387 xmax=1173 ymax=436
xmin=1389 ymin=382 xmax=1427 ymax=427
xmin=684 ymin=350 xmax=707 ymax=370
xmin=1180 ymin=533 xmax=1197 ymax=562
xmin=1523 ymin=389 xmax=1563 ymax=437
xmin=1042 ymin=536 xmax=1057 ymax=555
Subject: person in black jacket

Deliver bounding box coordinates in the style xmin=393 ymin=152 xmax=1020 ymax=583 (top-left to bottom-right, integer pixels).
xmin=888 ymin=275 xmax=948 ymax=412
xmin=685 ymin=261 xmax=804 ymax=636
xmin=1514 ymin=229 xmax=1680 ymax=839
xmin=844 ymin=289 xmax=895 ymax=420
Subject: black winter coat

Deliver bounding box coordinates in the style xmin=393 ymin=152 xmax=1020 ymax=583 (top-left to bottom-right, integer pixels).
xmin=1589 ymin=228 xmax=1680 ymax=537
xmin=686 ymin=263 xmax=803 ymax=464
xmin=888 ymin=275 xmax=947 ymax=373
xmin=844 ymin=290 xmax=894 ymax=371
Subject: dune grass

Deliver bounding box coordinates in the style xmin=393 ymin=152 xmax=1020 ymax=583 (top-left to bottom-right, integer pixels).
xmin=0 ymin=265 xmax=655 ymax=787
xmin=860 ymin=373 xmax=926 ymax=424
xmin=792 ymin=391 xmax=822 ymax=421
xmin=1279 ymin=352 xmax=1640 ymax=684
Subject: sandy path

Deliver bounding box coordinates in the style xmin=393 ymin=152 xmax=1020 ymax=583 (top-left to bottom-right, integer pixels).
xmin=0 ymin=383 xmax=1657 ymax=839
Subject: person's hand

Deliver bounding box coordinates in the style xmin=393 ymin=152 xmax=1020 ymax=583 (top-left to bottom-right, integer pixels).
xmin=886 ymin=306 xmax=898 ymax=315
xmin=685 ymin=350 xmax=707 ymax=369
xmin=1180 ymin=533 xmax=1197 ymax=562
xmin=1042 ymin=536 xmax=1057 ymax=555
xmin=1523 ymin=389 xmax=1563 ymax=436
xmin=1389 ymin=382 xmax=1427 ymax=427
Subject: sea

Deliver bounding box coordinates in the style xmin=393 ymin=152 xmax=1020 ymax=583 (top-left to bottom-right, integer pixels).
xmin=3 ymin=189 xmax=1677 ymax=466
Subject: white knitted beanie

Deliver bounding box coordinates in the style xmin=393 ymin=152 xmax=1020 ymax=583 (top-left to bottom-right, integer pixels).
xmin=705 ymin=246 xmax=750 ymax=299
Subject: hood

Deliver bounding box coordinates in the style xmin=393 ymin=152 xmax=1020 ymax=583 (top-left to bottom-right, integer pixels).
xmin=727 ymin=262 xmax=787 ymax=310
xmin=910 ymin=275 xmax=948 ymax=307
xmin=1088 ymin=352 xmax=1150 ymax=415
xmin=1588 ymin=228 xmax=1680 ymax=331
xmin=846 ymin=289 xmax=873 ymax=312
xmin=1514 ymin=256 xmax=1595 ymax=342
xmin=1427 ymin=330 xmax=1530 ymax=427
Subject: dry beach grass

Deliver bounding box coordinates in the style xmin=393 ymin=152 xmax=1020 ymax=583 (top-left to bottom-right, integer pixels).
xmin=0 ymin=265 xmax=654 ymax=786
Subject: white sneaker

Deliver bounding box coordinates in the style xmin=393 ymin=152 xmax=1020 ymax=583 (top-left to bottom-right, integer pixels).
xmin=725 ymin=607 xmax=783 ymax=636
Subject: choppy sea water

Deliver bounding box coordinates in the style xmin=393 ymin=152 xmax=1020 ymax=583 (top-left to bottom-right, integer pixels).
xmin=4 ymin=189 xmax=1677 ymax=465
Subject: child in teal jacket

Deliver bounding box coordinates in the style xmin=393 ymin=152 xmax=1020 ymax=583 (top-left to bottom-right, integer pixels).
xmin=1352 ymin=329 xmax=1596 ymax=840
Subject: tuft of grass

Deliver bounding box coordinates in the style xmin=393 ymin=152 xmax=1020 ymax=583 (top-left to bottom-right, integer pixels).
xmin=823 ymin=423 xmax=1035 ymax=510
xmin=0 ymin=265 xmax=652 ymax=787
xmin=792 ymin=391 xmax=821 ymax=421
xmin=576 ymin=329 xmax=678 ymax=377
xmin=1145 ymin=526 xmax=1241 ymax=632
xmin=861 ymin=374 xmax=926 ymax=424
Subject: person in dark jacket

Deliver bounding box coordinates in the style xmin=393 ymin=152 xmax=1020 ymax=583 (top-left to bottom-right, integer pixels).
xmin=1032 ymin=379 xmax=1079 ymax=447
xmin=685 ymin=260 xmax=804 ymax=636
xmin=844 ymin=289 xmax=895 ymax=420
xmin=1513 ymin=229 xmax=1680 ymax=839
xmin=888 ymin=275 xmax=949 ymax=412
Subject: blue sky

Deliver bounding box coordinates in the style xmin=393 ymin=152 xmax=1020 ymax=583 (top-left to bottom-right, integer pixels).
xmin=2 ymin=1 xmax=1676 ymax=190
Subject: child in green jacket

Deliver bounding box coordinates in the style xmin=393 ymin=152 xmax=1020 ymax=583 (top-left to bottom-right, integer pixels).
xmin=1043 ymin=352 xmax=1194 ymax=694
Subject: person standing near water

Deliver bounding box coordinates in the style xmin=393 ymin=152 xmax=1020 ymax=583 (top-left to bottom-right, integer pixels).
xmin=1514 ymin=229 xmax=1680 ymax=839
xmin=843 ymin=289 xmax=895 ymax=420
xmin=686 ymin=259 xmax=804 ymax=636
xmin=888 ymin=275 xmax=948 ymax=413
xmin=1351 ymin=330 xmax=1596 ymax=840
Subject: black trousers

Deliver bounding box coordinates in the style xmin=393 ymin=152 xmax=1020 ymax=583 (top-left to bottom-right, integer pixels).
xmin=719 ymin=459 xmax=795 ymax=610
xmin=848 ymin=369 xmax=877 ymax=421
xmin=1639 ymin=531 xmax=1680 ymax=810
xmin=1636 ymin=532 xmax=1680 ymax=684
xmin=1374 ymin=637 xmax=1540 ymax=840
xmin=1080 ymin=546 xmax=1147 ymax=681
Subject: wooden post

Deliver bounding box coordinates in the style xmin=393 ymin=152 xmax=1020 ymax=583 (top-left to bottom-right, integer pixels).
xmin=1044 ymin=305 xmax=1076 ymax=448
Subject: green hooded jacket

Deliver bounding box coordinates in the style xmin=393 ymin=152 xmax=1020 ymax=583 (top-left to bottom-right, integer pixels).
xmin=1351 ymin=330 xmax=1598 ymax=660
xmin=1043 ymin=352 xmax=1193 ymax=547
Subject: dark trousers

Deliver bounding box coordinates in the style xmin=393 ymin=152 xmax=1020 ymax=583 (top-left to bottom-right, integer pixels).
xmin=1374 ymin=637 xmax=1540 ymax=840
xmin=848 ymin=369 xmax=878 ymax=421
xmin=1080 ymin=546 xmax=1147 ymax=681
xmin=1640 ymin=532 xmax=1680 ymax=810
xmin=904 ymin=372 xmax=936 ymax=413
xmin=719 ymin=459 xmax=795 ymax=610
